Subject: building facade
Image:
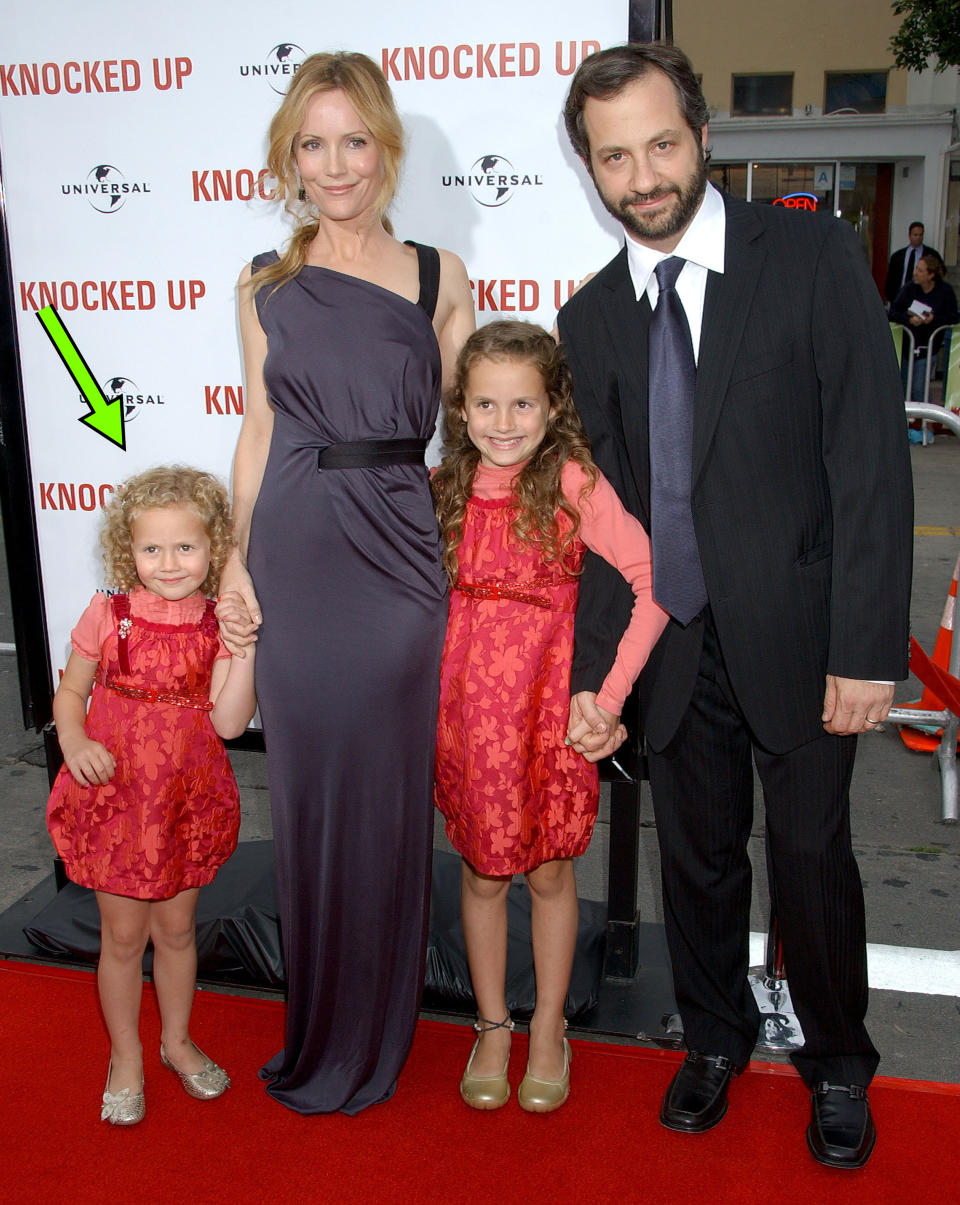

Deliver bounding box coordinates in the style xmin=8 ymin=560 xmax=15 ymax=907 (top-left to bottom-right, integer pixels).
xmin=673 ymin=0 xmax=959 ymax=292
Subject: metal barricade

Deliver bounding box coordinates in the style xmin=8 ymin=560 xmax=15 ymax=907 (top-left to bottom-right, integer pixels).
xmin=884 ymin=402 xmax=960 ymax=824
xmin=923 ymin=322 xmax=960 ymax=410
xmin=889 ymin=322 xmax=916 ymax=401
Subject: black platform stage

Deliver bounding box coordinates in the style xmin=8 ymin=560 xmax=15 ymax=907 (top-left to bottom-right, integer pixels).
xmin=0 ymin=840 xmax=681 ymax=1044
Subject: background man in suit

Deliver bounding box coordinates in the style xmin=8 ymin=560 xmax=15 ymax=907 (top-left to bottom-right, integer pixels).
xmin=885 ymin=221 xmax=941 ymax=304
xmin=558 ymin=44 xmax=912 ymax=1170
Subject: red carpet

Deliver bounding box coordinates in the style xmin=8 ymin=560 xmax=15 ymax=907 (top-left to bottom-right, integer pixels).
xmin=3 ymin=960 xmax=957 ymax=1204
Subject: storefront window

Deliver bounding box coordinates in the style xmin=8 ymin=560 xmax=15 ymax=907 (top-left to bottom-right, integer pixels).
xmin=836 ymin=162 xmax=881 ymax=262
xmin=750 ymin=163 xmax=819 ymax=206
xmin=709 ymin=160 xmax=891 ymax=286
xmin=711 ymin=161 xmax=864 ymax=215
xmin=708 ymin=164 xmax=748 ymax=198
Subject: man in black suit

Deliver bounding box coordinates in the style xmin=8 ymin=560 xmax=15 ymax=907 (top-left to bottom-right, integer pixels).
xmin=558 ymin=44 xmax=912 ymax=1170
xmin=885 ymin=221 xmax=940 ymax=304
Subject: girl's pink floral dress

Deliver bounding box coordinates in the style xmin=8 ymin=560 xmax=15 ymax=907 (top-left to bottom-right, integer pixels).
xmin=47 ymin=587 xmax=240 ymax=900
xmin=434 ymin=463 xmax=600 ymax=876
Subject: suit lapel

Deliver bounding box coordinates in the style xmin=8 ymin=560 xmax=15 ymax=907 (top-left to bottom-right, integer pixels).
xmin=692 ymin=196 xmax=765 ymax=484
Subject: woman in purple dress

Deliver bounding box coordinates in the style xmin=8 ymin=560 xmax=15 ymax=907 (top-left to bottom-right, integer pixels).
xmin=220 ymin=51 xmax=474 ymax=1114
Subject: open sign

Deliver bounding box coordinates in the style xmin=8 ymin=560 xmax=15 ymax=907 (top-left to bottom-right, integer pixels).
xmin=772 ymin=192 xmax=818 ymax=211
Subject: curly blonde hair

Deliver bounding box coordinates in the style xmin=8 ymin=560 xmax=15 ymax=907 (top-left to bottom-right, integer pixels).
xmin=251 ymin=51 xmax=404 ymax=297
xmin=100 ymin=466 xmax=234 ymax=596
xmin=432 ymin=322 xmax=597 ymax=584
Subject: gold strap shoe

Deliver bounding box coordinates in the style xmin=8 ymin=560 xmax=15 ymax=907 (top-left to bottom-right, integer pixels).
xmin=518 ymin=1037 xmax=572 ymax=1113
xmin=160 ymin=1044 xmax=230 ymax=1100
xmin=460 ymin=1014 xmax=514 ymax=1110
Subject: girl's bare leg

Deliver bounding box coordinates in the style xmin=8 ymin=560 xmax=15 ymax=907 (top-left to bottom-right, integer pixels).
xmin=150 ymin=888 xmax=206 ymax=1074
xmin=95 ymin=891 xmax=150 ymax=1093
xmin=526 ymin=858 xmax=577 ymax=1079
xmin=460 ymin=859 xmax=513 ymax=1075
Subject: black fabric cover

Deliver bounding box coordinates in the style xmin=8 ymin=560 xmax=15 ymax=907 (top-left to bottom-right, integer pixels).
xmin=24 ymin=842 xmax=605 ymax=1015
xmin=425 ymin=850 xmax=605 ymax=1018
xmin=24 ymin=841 xmax=284 ymax=985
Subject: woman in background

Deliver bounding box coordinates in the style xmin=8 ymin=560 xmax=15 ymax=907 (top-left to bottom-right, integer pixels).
xmin=890 ymin=251 xmax=958 ymax=404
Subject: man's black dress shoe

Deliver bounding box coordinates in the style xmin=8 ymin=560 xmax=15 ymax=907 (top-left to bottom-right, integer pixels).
xmin=660 ymin=1052 xmax=741 ymax=1133
xmin=806 ymin=1082 xmax=876 ymax=1169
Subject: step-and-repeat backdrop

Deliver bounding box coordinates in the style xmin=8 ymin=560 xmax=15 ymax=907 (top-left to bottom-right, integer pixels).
xmin=1 ymin=2 xmax=627 ymax=682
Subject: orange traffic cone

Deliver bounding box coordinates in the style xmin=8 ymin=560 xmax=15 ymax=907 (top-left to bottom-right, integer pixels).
xmin=899 ymin=552 xmax=959 ymax=752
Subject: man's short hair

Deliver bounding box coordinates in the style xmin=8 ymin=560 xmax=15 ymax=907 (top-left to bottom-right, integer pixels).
xmin=909 ymin=222 xmax=924 ymax=235
xmin=563 ymin=42 xmax=709 ymax=163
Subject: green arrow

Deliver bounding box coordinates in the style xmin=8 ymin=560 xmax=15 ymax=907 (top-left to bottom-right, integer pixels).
xmin=35 ymin=305 xmax=126 ymax=450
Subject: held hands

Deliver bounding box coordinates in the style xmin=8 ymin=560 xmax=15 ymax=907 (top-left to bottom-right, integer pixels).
xmin=216 ymin=579 xmax=261 ymax=658
xmin=822 ymin=675 xmax=894 ymax=735
xmin=567 ymin=691 xmax=628 ymax=763
xmin=60 ymin=734 xmax=116 ymax=786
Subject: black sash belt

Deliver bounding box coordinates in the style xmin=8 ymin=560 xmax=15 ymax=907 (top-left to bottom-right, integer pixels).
xmin=316 ymin=438 xmax=428 ymax=470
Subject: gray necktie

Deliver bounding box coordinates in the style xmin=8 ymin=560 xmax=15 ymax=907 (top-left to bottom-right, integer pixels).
xmin=648 ymin=256 xmax=707 ymax=625
xmin=904 ymin=247 xmax=917 ymax=287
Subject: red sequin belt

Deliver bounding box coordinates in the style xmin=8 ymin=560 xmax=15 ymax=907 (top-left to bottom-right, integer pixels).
xmin=99 ymin=675 xmax=214 ymax=711
xmin=454 ymin=580 xmax=560 ymax=610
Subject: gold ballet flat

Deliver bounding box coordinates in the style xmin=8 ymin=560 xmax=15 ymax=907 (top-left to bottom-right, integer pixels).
xmin=518 ymin=1037 xmax=572 ymax=1113
xmin=460 ymin=1014 xmax=515 ymax=1110
xmin=101 ymin=1062 xmax=145 ymax=1126
xmin=160 ymin=1044 xmax=230 ymax=1100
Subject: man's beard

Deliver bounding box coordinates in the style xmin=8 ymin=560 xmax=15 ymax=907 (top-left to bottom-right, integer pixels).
xmin=601 ymin=148 xmax=708 ymax=244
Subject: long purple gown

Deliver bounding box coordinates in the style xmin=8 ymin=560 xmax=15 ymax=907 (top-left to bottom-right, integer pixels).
xmin=247 ymin=245 xmax=447 ymax=1114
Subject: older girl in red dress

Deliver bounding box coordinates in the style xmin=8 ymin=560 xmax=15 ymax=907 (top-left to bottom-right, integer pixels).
xmin=432 ymin=323 xmax=667 ymax=1112
xmin=47 ymin=466 xmax=257 ymax=1125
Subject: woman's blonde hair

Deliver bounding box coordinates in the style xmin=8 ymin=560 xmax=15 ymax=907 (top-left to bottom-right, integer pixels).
xmin=100 ymin=465 xmax=234 ymax=596
xmin=432 ymin=321 xmax=597 ymax=584
xmin=252 ymin=51 xmax=404 ymax=296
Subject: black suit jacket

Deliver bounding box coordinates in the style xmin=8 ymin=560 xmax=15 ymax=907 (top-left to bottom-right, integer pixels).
xmin=558 ymin=192 xmax=913 ymax=755
xmin=885 ymin=243 xmax=940 ymax=304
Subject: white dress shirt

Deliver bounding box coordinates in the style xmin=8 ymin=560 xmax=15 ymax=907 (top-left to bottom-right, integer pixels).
xmin=624 ymin=181 xmax=726 ymax=364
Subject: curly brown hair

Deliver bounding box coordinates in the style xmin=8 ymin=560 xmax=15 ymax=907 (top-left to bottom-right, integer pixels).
xmin=100 ymin=466 xmax=234 ymax=596
xmin=432 ymin=321 xmax=597 ymax=584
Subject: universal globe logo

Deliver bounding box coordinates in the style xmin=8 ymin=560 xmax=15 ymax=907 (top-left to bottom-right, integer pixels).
xmin=443 ymin=155 xmax=544 ymax=208
xmin=60 ymin=165 xmax=151 ymax=213
xmin=239 ymin=43 xmax=307 ymax=94
xmin=88 ymin=165 xmax=125 ymax=212
xmin=98 ymin=377 xmax=163 ymax=423
xmin=471 ymin=156 xmax=515 ymax=207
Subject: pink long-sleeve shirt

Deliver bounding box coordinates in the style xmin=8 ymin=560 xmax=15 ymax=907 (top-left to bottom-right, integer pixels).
xmin=471 ymin=459 xmax=668 ymax=715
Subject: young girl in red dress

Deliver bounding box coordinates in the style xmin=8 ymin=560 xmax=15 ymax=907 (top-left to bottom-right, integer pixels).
xmin=432 ymin=322 xmax=667 ymax=1113
xmin=47 ymin=466 xmax=257 ymax=1126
